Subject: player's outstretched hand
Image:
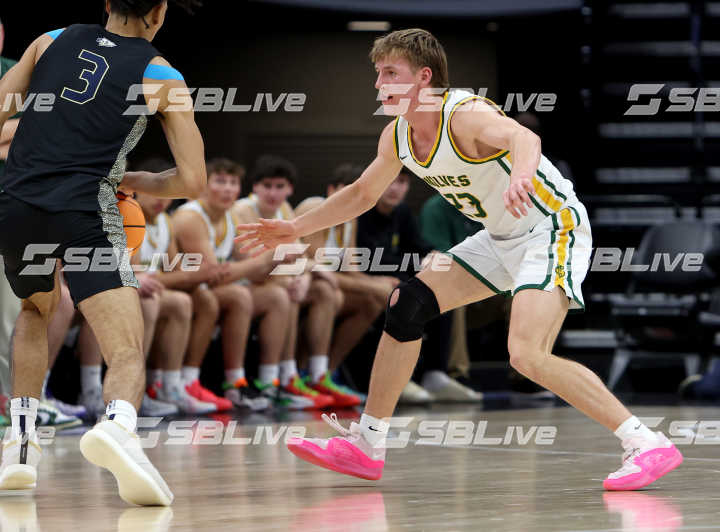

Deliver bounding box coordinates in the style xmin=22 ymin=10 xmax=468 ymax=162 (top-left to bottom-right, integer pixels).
xmin=236 ymin=218 xmax=299 ymax=257
xmin=503 ymin=177 xmax=535 ymax=218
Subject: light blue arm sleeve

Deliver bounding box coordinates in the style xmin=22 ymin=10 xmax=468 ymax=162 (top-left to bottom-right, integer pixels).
xmin=46 ymin=28 xmax=65 ymax=40
xmin=143 ymin=64 xmax=185 ymax=81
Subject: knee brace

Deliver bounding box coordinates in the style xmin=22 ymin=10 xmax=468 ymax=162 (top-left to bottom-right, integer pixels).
xmin=384 ymin=277 xmax=440 ymax=342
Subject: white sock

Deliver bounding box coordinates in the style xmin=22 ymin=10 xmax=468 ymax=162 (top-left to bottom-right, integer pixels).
xmin=279 ymin=359 xmax=298 ymax=386
xmin=359 ymin=413 xmax=389 ymax=448
xmin=81 ymin=365 xmax=102 ymax=394
xmin=420 ymin=370 xmax=451 ymax=392
xmin=164 ymin=370 xmax=182 ymax=393
xmin=225 ymin=367 xmax=245 ymax=385
xmin=147 ymin=368 xmax=162 ymax=386
xmin=259 ymin=364 xmax=279 ymax=386
xmin=309 ymin=355 xmax=329 ymax=383
xmin=614 ymin=415 xmax=658 ymax=443
xmin=182 ymin=366 xmax=200 ymax=385
xmin=10 ymin=397 xmax=39 ymax=440
xmin=106 ymin=399 xmax=138 ymax=433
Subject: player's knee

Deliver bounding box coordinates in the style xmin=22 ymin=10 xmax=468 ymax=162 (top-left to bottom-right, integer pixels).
xmin=194 ymin=287 xmax=220 ymax=319
xmin=310 ymin=277 xmax=335 ymax=303
xmin=265 ymin=284 xmax=291 ymax=313
xmin=384 ymin=277 xmax=440 ymax=342
xmin=508 ymin=336 xmax=544 ymax=380
xmin=230 ymin=284 xmax=253 ymax=314
xmin=169 ymin=290 xmax=193 ymax=322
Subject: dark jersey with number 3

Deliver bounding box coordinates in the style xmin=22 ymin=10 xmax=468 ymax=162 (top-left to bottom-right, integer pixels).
xmin=1 ymin=24 xmax=160 ymax=212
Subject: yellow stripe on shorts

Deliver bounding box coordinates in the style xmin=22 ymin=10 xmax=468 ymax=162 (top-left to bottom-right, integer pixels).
xmin=554 ymin=208 xmax=576 ymax=287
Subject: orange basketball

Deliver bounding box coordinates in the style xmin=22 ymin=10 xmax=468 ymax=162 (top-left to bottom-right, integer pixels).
xmin=116 ymin=193 xmax=146 ymax=256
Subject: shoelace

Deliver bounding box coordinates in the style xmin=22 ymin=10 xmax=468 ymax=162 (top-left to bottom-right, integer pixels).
xmin=613 ymin=437 xmax=649 ymax=475
xmin=620 ymin=435 xmax=653 ymax=463
xmin=322 ymin=412 xmax=351 ymax=436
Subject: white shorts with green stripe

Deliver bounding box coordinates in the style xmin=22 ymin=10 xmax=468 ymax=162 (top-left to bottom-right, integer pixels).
xmin=448 ymin=201 xmax=592 ymax=312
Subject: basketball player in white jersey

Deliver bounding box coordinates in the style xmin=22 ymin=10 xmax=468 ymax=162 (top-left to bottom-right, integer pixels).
xmin=295 ymin=163 xmax=400 ymax=401
xmin=233 ymin=156 xmax=353 ymax=408
xmin=173 ymin=158 xmax=294 ymax=410
xmin=237 ymin=29 xmax=682 ymax=490
xmin=133 ymin=187 xmax=222 ymax=414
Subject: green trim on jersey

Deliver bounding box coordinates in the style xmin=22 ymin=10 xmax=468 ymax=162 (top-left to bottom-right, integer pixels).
xmin=536 ymin=168 xmax=567 ymax=202
xmin=393 ymin=117 xmax=400 ymax=159
xmin=407 ymin=92 xmax=448 ymax=168
xmin=568 ymin=205 xmax=582 ymax=227
xmin=496 ymin=157 xmax=551 ymax=217
xmin=447 ymin=95 xmax=509 ymax=164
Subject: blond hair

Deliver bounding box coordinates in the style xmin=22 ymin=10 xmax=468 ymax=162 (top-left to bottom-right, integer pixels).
xmin=369 ymin=28 xmax=449 ymax=89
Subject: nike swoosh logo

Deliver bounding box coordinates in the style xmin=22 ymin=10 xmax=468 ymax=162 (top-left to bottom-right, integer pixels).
xmin=634 ymin=425 xmax=641 ymax=430
xmin=399 ymin=155 xmax=407 ymax=160
xmin=368 ymin=426 xmax=381 ymax=432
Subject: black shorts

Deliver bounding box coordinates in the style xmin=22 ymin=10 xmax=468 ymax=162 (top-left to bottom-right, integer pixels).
xmin=0 ymin=190 xmax=138 ymax=305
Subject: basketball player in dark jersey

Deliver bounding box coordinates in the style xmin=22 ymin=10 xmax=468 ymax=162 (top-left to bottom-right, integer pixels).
xmin=0 ymin=0 xmax=205 ymax=506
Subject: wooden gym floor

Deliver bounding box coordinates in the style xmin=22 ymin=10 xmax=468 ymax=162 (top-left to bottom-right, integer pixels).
xmin=1 ymin=404 xmax=719 ymax=531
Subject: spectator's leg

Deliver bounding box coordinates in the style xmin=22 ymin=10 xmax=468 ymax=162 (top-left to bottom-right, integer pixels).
xmin=446 ymin=307 xmax=470 ymax=379
xmin=330 ymin=290 xmax=385 ymax=371
xmin=304 ymin=279 xmax=338 ymax=382
xmin=0 ymin=260 xmax=21 ymax=395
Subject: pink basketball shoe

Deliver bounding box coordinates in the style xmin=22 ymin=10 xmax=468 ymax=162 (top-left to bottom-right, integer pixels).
xmin=604 ymin=432 xmax=683 ymax=490
xmin=287 ymin=413 xmax=385 ymax=480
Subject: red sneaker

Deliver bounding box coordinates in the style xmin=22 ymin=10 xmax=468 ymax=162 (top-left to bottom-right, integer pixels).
xmin=185 ymin=379 xmax=233 ymax=412
xmin=146 ymin=380 xmax=162 ymax=400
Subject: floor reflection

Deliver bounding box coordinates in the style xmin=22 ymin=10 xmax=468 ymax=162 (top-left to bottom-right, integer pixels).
xmin=603 ymin=492 xmax=683 ymax=532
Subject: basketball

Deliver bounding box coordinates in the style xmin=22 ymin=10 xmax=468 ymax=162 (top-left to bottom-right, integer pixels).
xmin=116 ymin=192 xmax=145 ymax=256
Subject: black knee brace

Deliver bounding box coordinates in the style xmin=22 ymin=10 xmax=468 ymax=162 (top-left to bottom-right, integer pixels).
xmin=384 ymin=277 xmax=441 ymax=342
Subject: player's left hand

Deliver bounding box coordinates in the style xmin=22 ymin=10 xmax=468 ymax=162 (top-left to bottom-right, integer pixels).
xmin=236 ymin=219 xmax=299 ymax=257
xmin=504 ymin=177 xmax=534 ymax=218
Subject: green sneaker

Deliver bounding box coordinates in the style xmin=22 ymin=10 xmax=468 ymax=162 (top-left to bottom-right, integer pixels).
xmin=279 ymin=375 xmax=332 ymax=410
xmin=306 ymin=372 xmax=362 ymax=408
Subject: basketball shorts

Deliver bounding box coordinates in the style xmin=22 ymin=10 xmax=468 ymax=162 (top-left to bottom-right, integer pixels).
xmin=449 ymin=201 xmax=592 ymax=312
xmin=0 ymin=190 xmax=138 ymax=305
